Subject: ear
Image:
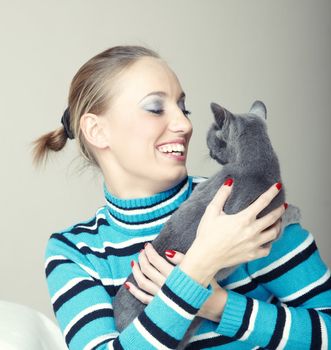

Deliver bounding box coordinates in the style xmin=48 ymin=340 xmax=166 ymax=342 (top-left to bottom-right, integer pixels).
xmin=80 ymin=113 xmax=109 ymax=149
xmin=210 ymin=102 xmax=228 ymax=128
xmin=249 ymin=100 xmax=267 ymax=120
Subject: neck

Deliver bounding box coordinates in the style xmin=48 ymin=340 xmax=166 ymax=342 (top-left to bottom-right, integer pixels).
xmin=104 ymin=176 xmax=187 ymax=199
xmin=103 ymin=175 xmax=191 ymax=233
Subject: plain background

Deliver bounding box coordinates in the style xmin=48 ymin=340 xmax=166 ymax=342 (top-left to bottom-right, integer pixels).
xmin=0 ymin=0 xmax=330 ymax=322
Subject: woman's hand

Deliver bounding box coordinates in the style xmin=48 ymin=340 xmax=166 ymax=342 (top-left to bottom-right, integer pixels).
xmin=124 ymin=243 xmax=180 ymax=304
xmin=125 ymin=244 xmax=228 ymax=322
xmin=179 ymin=180 xmax=286 ymax=286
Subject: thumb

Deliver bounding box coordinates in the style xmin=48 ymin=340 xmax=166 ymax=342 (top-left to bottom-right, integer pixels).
xmin=165 ymin=250 xmax=184 ymax=265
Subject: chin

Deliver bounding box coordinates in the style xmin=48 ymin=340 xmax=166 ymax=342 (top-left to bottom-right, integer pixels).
xmin=159 ymin=168 xmax=187 ymax=186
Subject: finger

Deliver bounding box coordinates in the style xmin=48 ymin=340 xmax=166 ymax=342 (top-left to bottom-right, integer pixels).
xmin=267 ymin=218 xmax=282 ymax=241
xmin=253 ymin=204 xmax=285 ymax=233
xmin=125 ymin=282 xmax=153 ymax=304
xmin=254 ymin=243 xmax=273 ymax=260
xmin=207 ymin=179 xmax=234 ymax=216
xmin=257 ymin=219 xmax=282 ymax=247
xmin=138 ymin=249 xmax=166 ymax=287
xmin=131 ymin=259 xmax=160 ymax=295
xmin=276 ymin=218 xmax=283 ymax=239
xmin=242 ymin=182 xmax=282 ymax=218
xmin=164 ymin=250 xmax=185 ymax=265
xmin=144 ymin=243 xmax=173 ymax=277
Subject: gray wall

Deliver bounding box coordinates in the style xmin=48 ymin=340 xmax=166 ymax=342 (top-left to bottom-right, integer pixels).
xmin=1 ymin=0 xmax=330 ymax=321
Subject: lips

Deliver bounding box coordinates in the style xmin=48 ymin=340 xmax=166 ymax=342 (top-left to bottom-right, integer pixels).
xmin=157 ymin=143 xmax=185 ymax=154
xmin=155 ymin=138 xmax=188 ymax=161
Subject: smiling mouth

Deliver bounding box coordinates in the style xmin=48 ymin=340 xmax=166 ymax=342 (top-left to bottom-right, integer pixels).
xmin=156 ymin=143 xmax=185 ymax=156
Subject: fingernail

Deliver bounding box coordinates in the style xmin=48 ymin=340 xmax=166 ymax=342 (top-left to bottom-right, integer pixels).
xmin=223 ymin=178 xmax=233 ymax=186
xmin=276 ymin=182 xmax=282 ymax=190
xmin=140 ymin=249 xmax=144 ymax=253
xmin=124 ymin=282 xmax=130 ymax=290
xmin=284 ymin=202 xmax=288 ymax=210
xmin=130 ymin=260 xmax=134 ymax=268
xmin=165 ymin=249 xmax=176 ymax=258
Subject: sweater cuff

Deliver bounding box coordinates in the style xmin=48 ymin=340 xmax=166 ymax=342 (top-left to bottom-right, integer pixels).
xmin=216 ymin=290 xmax=248 ymax=337
xmin=163 ymin=265 xmax=212 ymax=310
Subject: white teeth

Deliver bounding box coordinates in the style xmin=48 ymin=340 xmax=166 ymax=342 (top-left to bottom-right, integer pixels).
xmin=157 ymin=143 xmax=185 ymax=153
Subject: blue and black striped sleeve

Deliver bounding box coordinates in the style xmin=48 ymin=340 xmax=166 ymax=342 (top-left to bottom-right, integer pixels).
xmin=45 ymin=233 xmax=212 ymax=350
xmin=215 ymin=224 xmax=331 ymax=349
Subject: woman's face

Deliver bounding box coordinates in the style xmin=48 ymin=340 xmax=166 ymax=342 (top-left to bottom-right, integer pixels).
xmin=99 ymin=57 xmax=193 ymax=197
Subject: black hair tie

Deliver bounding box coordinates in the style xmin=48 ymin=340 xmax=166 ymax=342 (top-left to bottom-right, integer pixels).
xmin=61 ymin=108 xmax=75 ymax=140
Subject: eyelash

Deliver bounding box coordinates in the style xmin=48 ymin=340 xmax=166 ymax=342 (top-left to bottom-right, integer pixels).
xmin=149 ymin=109 xmax=191 ymax=117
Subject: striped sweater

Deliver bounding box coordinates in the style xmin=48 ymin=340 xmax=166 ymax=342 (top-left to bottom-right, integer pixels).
xmin=45 ymin=175 xmax=331 ymax=349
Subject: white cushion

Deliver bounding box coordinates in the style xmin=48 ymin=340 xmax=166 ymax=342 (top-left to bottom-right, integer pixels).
xmin=0 ymin=301 xmax=67 ymax=350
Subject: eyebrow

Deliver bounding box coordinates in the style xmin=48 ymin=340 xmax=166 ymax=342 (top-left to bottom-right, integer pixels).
xmin=139 ymin=91 xmax=186 ymax=102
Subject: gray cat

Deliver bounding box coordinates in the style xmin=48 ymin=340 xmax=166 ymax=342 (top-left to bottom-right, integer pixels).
xmin=113 ymin=100 xmax=300 ymax=349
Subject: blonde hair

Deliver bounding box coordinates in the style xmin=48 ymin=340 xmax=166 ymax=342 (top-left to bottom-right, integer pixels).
xmin=32 ymin=45 xmax=160 ymax=167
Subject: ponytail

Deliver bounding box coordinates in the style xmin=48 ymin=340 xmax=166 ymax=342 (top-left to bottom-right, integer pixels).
xmin=31 ymin=126 xmax=68 ymax=166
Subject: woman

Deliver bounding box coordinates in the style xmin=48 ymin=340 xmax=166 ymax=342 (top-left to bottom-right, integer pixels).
xmin=33 ymin=46 xmax=331 ymax=349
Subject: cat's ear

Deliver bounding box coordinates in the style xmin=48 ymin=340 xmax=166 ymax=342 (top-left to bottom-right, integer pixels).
xmin=249 ymin=100 xmax=267 ymax=120
xmin=210 ymin=102 xmax=229 ymax=128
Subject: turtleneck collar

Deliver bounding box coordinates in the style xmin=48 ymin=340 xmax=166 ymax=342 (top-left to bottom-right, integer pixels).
xmin=103 ymin=176 xmax=192 ymax=233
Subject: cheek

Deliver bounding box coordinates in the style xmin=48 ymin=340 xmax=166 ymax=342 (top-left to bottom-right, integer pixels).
xmin=120 ymin=122 xmax=164 ymax=156
xmin=108 ymin=112 xmax=167 ymax=156
xmin=133 ymin=118 xmax=166 ymax=142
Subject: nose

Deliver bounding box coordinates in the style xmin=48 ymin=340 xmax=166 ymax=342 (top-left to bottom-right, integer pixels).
xmin=168 ymin=109 xmax=192 ymax=134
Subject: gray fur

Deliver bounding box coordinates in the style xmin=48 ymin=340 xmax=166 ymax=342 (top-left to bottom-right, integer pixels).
xmin=113 ymin=101 xmax=300 ymax=348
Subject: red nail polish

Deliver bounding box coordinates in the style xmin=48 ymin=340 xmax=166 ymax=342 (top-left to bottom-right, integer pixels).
xmin=276 ymin=182 xmax=282 ymax=190
xmin=124 ymin=282 xmax=130 ymax=290
xmin=284 ymin=202 xmax=288 ymax=210
xmin=130 ymin=260 xmax=134 ymax=267
xmin=224 ymin=178 xmax=234 ymax=186
xmin=165 ymin=249 xmax=176 ymax=258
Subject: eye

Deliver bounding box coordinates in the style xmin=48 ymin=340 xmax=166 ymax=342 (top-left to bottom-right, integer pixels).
xmin=144 ymin=99 xmax=164 ymax=115
xmin=148 ymin=109 xmax=165 ymax=115
xmin=178 ymin=100 xmax=191 ymax=118
xmin=182 ymin=109 xmax=191 ymax=118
